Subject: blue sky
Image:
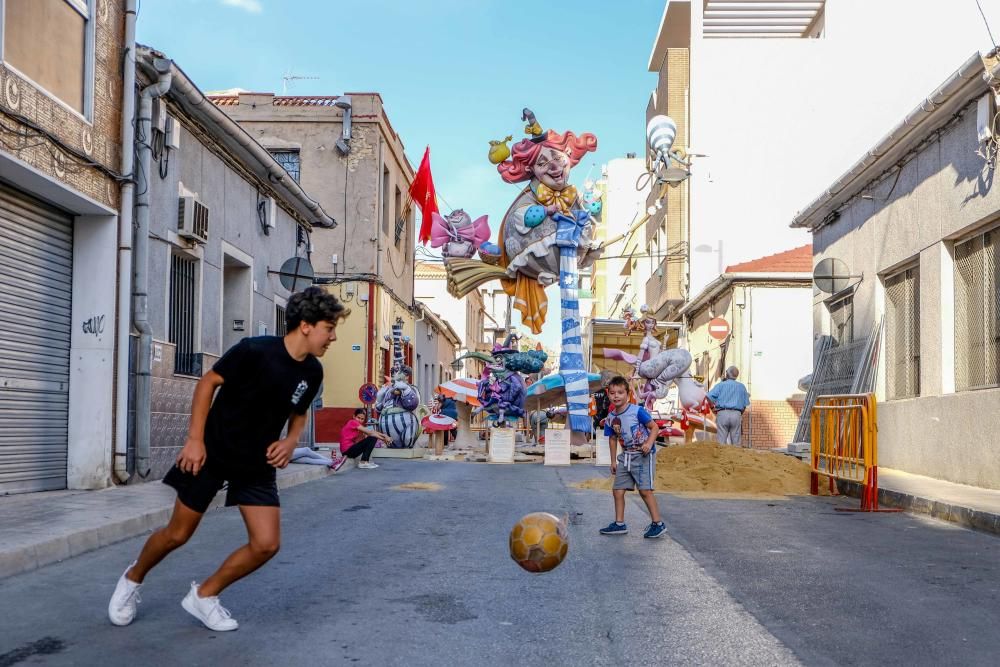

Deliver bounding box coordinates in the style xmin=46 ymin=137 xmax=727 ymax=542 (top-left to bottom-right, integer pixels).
xmin=136 ymin=0 xmax=665 ymax=347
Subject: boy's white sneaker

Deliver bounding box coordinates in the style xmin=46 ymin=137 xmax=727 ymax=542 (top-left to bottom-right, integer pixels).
xmin=108 ymin=562 xmax=142 ymax=626
xmin=181 ymin=582 xmax=239 ymax=631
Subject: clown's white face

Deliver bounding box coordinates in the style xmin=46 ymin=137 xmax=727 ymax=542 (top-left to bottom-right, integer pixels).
xmin=531 ymin=147 xmax=571 ymax=190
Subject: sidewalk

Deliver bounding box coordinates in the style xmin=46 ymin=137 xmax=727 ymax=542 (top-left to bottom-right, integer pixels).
xmin=0 ymin=465 xmax=333 ymax=580
xmin=839 ymin=467 xmax=1000 ymax=535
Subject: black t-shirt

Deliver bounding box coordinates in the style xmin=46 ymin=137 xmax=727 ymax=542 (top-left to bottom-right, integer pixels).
xmin=204 ymin=336 xmax=323 ymax=481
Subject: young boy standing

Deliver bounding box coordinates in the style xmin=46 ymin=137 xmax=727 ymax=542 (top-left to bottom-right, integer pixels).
xmin=108 ymin=287 xmax=348 ymax=631
xmin=599 ymin=375 xmax=667 ymax=539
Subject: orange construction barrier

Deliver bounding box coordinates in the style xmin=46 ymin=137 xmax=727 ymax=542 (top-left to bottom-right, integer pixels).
xmin=810 ymin=393 xmax=899 ymax=512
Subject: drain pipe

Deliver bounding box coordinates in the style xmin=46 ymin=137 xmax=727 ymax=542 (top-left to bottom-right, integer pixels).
xmin=113 ymin=0 xmax=138 ymax=483
xmin=133 ymin=58 xmax=173 ymax=477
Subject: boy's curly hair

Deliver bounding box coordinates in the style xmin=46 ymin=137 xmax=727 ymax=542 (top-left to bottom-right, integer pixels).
xmin=285 ymin=287 xmax=350 ymax=331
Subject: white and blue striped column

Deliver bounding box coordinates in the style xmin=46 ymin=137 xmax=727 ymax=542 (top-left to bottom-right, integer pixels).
xmin=556 ymin=214 xmax=592 ymax=435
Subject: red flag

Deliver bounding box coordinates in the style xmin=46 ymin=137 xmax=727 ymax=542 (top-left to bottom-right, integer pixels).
xmin=409 ymin=146 xmax=439 ymax=245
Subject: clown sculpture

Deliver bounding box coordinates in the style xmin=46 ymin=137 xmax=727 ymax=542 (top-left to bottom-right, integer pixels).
xmin=375 ymin=319 xmax=421 ymax=448
xmin=446 ymin=109 xmax=601 ymax=434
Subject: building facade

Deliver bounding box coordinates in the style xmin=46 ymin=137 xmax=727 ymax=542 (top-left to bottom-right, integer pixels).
xmin=648 ymin=0 xmax=1000 ymax=307
xmin=793 ymin=53 xmax=1000 ymax=489
xmin=681 ymin=246 xmax=812 ymax=448
xmin=414 ymin=261 xmax=487 ymax=379
xmin=414 ymin=302 xmax=461 ymax=405
xmin=133 ymin=48 xmax=333 ymax=479
xmin=211 ymin=91 xmax=417 ymax=443
xmin=589 ymin=157 xmax=652 ymax=320
xmin=0 ymin=0 xmax=125 ymax=493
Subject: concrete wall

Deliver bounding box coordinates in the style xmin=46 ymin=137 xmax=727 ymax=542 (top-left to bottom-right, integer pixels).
xmin=597 ymin=158 xmax=650 ymax=317
xmin=146 ymin=115 xmax=299 ymax=351
xmin=415 ymin=315 xmax=457 ymax=405
xmin=813 ymin=98 xmax=1000 ymax=488
xmin=415 ymin=264 xmax=487 ymax=377
xmin=219 ymin=93 xmax=415 ymax=304
xmin=646 ymin=47 xmax=689 ymax=318
xmin=142 ymin=112 xmax=301 ymax=478
xmin=744 ymin=286 xmax=812 ymax=402
xmin=687 ymin=282 xmax=810 ymax=448
xmin=0 ymin=3 xmax=124 ymax=490
xmin=684 ymin=0 xmax=1000 ymax=298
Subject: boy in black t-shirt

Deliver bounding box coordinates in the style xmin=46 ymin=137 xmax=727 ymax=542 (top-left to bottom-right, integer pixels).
xmin=108 ymin=287 xmax=348 ymax=632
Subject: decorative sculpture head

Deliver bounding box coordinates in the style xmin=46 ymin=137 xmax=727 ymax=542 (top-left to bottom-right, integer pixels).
xmin=497 ymin=130 xmax=597 ymax=190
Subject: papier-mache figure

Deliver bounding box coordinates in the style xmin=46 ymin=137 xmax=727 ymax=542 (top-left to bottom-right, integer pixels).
xmin=429 ymin=209 xmax=491 ymax=259
xmin=375 ymin=319 xmax=421 ymax=448
xmin=444 ymin=108 xmax=601 ymax=434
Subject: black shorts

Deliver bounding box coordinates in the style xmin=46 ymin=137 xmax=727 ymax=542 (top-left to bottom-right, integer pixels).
xmin=163 ymin=464 xmax=280 ymax=514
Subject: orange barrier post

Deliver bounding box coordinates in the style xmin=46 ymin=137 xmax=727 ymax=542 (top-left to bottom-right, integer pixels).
xmin=810 ymin=393 xmax=899 ymax=513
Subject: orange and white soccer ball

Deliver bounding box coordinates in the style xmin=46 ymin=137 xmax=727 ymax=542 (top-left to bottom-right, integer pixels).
xmin=509 ymin=512 xmax=569 ymax=573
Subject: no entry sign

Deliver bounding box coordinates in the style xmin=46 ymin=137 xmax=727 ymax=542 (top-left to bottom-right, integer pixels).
xmin=708 ymin=317 xmax=730 ymax=340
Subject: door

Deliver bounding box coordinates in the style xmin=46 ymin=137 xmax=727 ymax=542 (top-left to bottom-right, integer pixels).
xmin=0 ymin=182 xmax=73 ymax=493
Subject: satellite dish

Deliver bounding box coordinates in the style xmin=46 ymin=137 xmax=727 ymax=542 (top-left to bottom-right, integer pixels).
xmin=277 ymin=256 xmax=315 ymax=292
xmin=813 ymin=257 xmax=850 ymax=294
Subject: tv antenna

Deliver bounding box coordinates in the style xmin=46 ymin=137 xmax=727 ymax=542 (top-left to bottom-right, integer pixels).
xmin=282 ymin=72 xmax=319 ymax=95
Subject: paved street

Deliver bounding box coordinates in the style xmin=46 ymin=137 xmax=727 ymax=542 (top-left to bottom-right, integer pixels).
xmin=2 ymin=460 xmax=1000 ymax=666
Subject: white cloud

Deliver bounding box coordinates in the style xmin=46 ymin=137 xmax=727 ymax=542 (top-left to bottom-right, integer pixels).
xmin=219 ymin=0 xmax=263 ymax=13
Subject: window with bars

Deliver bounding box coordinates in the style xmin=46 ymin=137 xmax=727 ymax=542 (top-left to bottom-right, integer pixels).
xmin=269 ymin=150 xmax=300 ymax=183
xmin=169 ymin=254 xmax=199 ymax=375
xmin=827 ymin=294 xmax=854 ymax=345
xmin=275 ymin=304 xmax=287 ymax=337
xmin=884 ymin=265 xmax=920 ymax=399
xmin=954 ymin=229 xmax=1000 ymax=391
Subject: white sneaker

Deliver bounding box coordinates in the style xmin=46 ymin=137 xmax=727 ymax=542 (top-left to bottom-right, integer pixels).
xmin=181 ymin=582 xmax=239 ymax=631
xmin=108 ymin=562 xmax=142 ymax=626
xmin=358 ymin=461 xmax=379 ymax=469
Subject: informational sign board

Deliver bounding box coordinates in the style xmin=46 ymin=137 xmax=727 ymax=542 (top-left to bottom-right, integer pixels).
xmin=595 ymin=431 xmax=612 ymax=466
xmin=489 ymin=428 xmax=515 ymax=463
xmin=544 ymin=428 xmax=571 ymax=466
xmin=708 ymin=317 xmax=730 ymax=340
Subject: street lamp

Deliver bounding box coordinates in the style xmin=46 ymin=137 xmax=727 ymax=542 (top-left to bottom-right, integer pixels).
xmin=646 ymin=115 xmax=691 ymax=186
xmin=694 ymin=240 xmax=725 ymax=276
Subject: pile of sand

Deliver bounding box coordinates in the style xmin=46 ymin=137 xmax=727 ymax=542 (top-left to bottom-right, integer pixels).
xmin=575 ymin=442 xmax=827 ymax=498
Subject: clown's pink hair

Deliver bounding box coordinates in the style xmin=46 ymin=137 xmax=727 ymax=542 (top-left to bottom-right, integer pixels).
xmin=497 ymin=130 xmax=598 ymax=184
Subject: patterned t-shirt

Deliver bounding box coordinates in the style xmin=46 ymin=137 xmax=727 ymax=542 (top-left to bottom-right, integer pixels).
xmin=604 ymin=404 xmax=654 ymax=452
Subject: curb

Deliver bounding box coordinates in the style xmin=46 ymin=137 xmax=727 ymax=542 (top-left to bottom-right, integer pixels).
xmin=0 ymin=466 xmax=333 ymax=581
xmin=837 ymin=479 xmax=1000 ymax=536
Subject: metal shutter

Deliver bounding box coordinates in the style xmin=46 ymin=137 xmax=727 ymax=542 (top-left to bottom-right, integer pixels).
xmin=0 ymin=182 xmax=73 ymax=493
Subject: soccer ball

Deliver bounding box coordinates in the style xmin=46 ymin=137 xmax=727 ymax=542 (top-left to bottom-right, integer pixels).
xmin=509 ymin=512 xmax=569 ymax=573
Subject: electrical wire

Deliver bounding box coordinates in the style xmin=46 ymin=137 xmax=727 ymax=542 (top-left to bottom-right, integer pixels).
xmin=977 ymin=0 xmax=999 ymax=51
xmin=0 ymin=105 xmax=127 ymax=182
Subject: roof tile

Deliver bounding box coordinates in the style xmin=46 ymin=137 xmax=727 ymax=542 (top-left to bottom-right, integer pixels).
xmin=725 ymin=243 xmax=812 ymax=273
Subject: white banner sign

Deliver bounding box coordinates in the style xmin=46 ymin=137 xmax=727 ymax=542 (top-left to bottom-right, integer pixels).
xmin=544 ymin=428 xmax=571 ymax=466
xmin=595 ymin=431 xmax=612 ymax=466
xmin=489 ymin=428 xmax=515 ymax=464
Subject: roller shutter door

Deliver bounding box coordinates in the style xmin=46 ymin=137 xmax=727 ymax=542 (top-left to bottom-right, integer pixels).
xmin=0 ymin=182 xmax=73 ymax=493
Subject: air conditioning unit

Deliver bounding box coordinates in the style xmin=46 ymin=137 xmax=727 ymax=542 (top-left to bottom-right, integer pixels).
xmin=177 ymin=196 xmax=209 ymax=243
